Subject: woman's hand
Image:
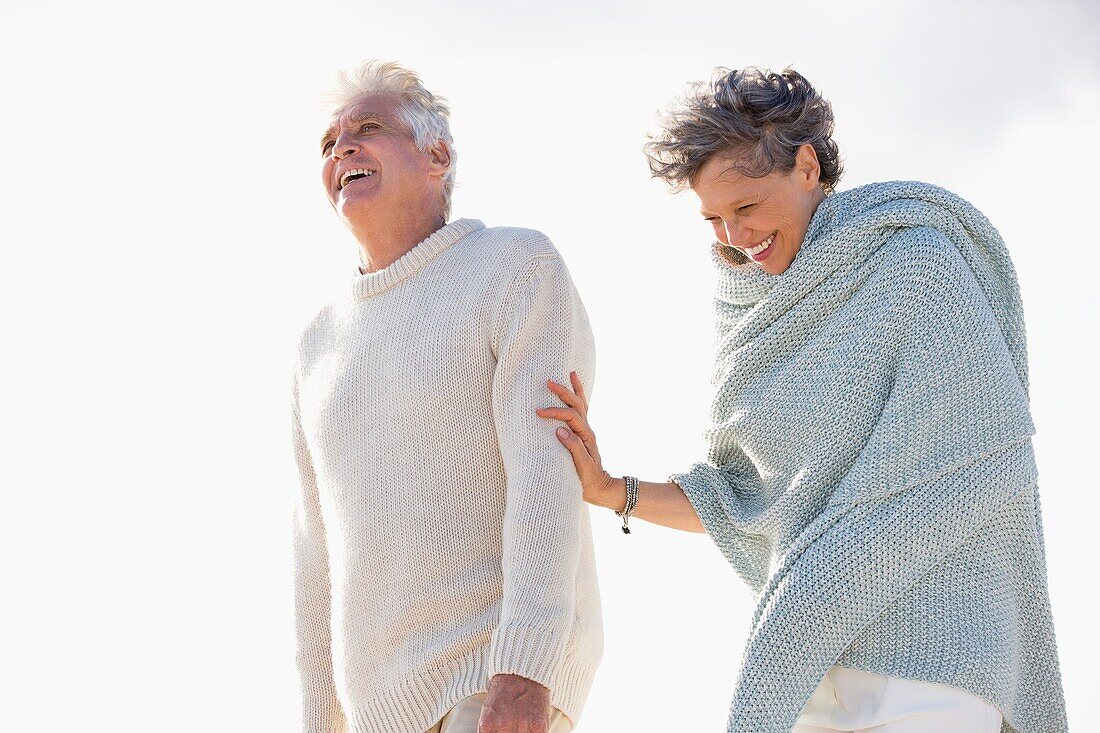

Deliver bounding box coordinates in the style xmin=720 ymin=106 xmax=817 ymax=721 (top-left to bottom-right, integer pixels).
xmin=536 ymin=371 xmax=620 ymax=510
xmin=537 ymin=372 xmax=707 ymax=533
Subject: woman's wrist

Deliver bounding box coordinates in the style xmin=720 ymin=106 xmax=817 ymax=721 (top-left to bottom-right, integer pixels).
xmin=591 ymin=475 xmax=705 ymax=533
xmin=597 ymin=474 xmax=626 ymax=511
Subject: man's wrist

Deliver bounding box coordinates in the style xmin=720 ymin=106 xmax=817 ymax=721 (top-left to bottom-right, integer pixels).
xmin=486 ymin=673 xmax=551 ymax=701
xmin=490 ymin=672 xmax=546 ymax=686
xmin=483 ymin=673 xmax=552 ymax=729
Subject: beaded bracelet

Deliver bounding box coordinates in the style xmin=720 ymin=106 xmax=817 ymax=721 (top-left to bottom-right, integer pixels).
xmin=615 ymin=475 xmax=639 ymax=534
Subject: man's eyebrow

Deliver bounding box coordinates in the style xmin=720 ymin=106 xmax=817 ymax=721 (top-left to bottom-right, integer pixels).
xmin=320 ymin=113 xmax=388 ymax=146
xmin=345 ymin=112 xmax=386 ymax=125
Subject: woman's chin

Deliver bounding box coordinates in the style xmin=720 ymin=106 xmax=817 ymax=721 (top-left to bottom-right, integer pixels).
xmin=761 ymin=256 xmax=793 ymax=275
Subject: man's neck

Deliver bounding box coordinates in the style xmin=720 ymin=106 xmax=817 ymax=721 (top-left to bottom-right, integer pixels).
xmin=351 ymin=211 xmax=447 ymax=274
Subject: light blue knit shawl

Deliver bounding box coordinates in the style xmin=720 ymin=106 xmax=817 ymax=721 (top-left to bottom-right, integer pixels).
xmin=672 ymin=181 xmax=1066 ymax=733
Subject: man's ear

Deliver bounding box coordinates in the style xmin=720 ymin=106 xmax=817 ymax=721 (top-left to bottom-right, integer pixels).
xmin=428 ymin=140 xmax=451 ymax=178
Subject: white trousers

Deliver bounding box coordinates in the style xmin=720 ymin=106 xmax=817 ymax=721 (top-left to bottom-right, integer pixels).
xmin=792 ymin=666 xmax=1003 ymax=733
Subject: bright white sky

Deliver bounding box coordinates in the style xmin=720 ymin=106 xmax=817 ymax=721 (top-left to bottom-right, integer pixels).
xmin=1 ymin=1 xmax=1096 ymax=731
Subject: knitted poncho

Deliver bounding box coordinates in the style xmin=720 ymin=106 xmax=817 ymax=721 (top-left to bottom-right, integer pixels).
xmin=671 ymin=181 xmax=1066 ymax=733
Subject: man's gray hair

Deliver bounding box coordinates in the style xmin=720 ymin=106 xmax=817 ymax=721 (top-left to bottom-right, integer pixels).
xmin=644 ymin=66 xmax=843 ymax=194
xmin=325 ymin=60 xmax=458 ymax=218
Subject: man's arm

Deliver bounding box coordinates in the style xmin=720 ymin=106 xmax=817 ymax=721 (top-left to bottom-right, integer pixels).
xmin=482 ymin=251 xmax=595 ymax=730
xmin=539 ymin=374 xmax=707 ymax=533
xmin=290 ymin=372 xmax=346 ymax=733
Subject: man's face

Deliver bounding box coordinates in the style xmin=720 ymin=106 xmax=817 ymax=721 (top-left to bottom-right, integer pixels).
xmin=319 ymin=93 xmax=439 ymax=227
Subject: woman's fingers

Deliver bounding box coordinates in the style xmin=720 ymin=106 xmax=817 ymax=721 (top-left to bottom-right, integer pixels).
xmin=537 ymin=405 xmax=600 ymax=462
xmin=555 ymin=427 xmax=594 ymax=472
xmin=535 ymin=406 xmax=587 ymax=436
xmin=546 ymin=379 xmax=587 ymax=415
xmin=539 ymin=373 xmax=600 ymax=480
xmin=555 ymin=425 xmax=580 ymax=447
xmin=569 ymin=371 xmax=589 ymax=407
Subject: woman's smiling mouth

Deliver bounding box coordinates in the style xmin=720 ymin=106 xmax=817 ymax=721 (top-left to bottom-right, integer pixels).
xmin=744 ymin=232 xmax=776 ymax=260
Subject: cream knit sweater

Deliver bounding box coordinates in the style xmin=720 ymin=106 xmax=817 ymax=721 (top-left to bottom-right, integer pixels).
xmin=290 ymin=219 xmax=603 ymax=733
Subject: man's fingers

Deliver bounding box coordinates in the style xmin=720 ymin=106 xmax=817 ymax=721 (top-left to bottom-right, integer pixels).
xmin=476 ymin=715 xmax=498 ymax=733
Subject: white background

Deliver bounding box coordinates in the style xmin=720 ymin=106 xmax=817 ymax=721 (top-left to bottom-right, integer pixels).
xmin=1 ymin=0 xmax=1096 ymax=730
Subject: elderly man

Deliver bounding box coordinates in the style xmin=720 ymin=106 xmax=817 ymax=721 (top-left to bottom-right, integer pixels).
xmin=289 ymin=60 xmax=603 ymax=733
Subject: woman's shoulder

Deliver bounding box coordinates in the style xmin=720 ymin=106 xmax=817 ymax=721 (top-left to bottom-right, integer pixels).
xmin=879 ymin=224 xmax=966 ymax=271
xmin=868 ymin=225 xmax=991 ymax=322
xmin=834 ymin=179 xmax=974 ymax=209
xmin=826 ymin=180 xmax=990 ymax=237
xmin=842 ymin=181 xmax=980 ymax=266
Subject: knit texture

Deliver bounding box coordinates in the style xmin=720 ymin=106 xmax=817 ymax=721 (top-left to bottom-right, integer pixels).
xmin=290 ymin=219 xmax=603 ymax=733
xmin=671 ymin=182 xmax=1066 ymax=733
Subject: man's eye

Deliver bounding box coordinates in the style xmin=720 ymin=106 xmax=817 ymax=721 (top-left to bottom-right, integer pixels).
xmin=738 ymin=204 xmax=755 ymax=213
xmin=359 ymin=123 xmax=379 ymax=133
xmin=321 ymin=141 xmax=334 ymax=154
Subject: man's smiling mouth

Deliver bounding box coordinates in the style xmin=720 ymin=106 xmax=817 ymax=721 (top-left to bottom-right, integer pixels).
xmin=339 ymin=168 xmax=376 ymax=189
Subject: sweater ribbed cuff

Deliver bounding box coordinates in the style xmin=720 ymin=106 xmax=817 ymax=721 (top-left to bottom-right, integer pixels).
xmin=342 ymin=645 xmax=600 ymax=732
xmin=486 ymin=624 xmax=567 ymax=690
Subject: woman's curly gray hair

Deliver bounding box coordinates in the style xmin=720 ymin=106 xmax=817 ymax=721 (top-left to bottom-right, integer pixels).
xmin=644 ymin=66 xmax=843 ymax=194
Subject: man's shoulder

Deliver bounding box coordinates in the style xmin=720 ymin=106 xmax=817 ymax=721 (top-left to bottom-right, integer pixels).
xmin=469 ymin=224 xmax=564 ymax=269
xmin=291 ymin=299 xmax=344 ymax=362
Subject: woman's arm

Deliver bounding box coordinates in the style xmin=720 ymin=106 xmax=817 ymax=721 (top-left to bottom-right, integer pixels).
xmin=590 ymin=475 xmax=705 ymax=533
xmin=536 ymin=372 xmax=705 ymax=534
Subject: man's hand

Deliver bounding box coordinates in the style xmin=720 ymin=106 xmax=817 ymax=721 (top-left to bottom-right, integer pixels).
xmin=478 ymin=673 xmax=551 ymax=733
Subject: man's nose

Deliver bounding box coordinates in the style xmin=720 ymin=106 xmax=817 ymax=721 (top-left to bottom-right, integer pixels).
xmin=331 ymin=133 xmax=360 ymax=160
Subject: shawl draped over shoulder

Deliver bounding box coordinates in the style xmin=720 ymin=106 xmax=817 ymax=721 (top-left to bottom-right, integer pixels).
xmin=672 ymin=181 xmax=1066 ymax=733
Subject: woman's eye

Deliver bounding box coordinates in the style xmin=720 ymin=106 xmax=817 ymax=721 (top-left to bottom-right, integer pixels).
xmin=360 ymin=123 xmax=379 ymax=133
xmin=321 ymin=141 xmax=334 ymax=154
xmin=738 ymin=204 xmax=755 ymax=213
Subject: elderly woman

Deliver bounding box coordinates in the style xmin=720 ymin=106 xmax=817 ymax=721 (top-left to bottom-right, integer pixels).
xmin=537 ymin=67 xmax=1066 ymax=733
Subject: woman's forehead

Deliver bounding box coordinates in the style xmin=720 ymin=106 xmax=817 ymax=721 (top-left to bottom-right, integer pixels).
xmin=695 ymin=159 xmax=772 ymax=203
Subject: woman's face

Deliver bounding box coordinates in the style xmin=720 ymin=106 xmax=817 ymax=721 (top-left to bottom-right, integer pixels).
xmin=691 ymin=145 xmax=826 ymax=275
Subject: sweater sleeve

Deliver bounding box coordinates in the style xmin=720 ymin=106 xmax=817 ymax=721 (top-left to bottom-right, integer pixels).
xmin=290 ymin=371 xmax=347 ymax=733
xmin=485 ymin=252 xmax=595 ymax=690
xmin=670 ymin=458 xmax=773 ymax=591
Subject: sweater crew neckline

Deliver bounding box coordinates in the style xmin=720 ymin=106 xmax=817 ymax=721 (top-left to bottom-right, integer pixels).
xmin=350 ymin=218 xmax=486 ymax=300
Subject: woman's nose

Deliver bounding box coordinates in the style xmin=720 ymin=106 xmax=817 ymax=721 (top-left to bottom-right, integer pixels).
xmin=724 ymin=219 xmax=749 ymax=248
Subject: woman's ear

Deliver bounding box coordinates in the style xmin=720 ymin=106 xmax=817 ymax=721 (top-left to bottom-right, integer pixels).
xmin=795 ymin=143 xmax=821 ymax=190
